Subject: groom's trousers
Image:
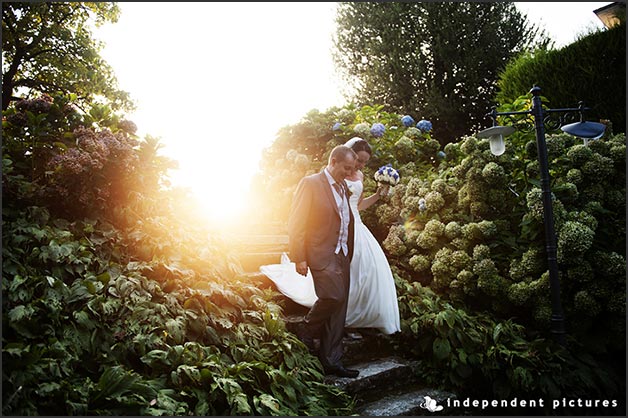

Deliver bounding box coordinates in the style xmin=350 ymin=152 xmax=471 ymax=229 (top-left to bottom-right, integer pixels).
xmin=305 ymin=251 xmax=351 ymax=369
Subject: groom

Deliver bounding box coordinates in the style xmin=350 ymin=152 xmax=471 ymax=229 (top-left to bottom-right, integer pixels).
xmin=288 ymin=145 xmax=359 ymax=378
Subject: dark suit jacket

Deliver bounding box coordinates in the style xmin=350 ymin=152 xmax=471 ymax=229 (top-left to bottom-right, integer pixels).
xmin=288 ymin=170 xmax=354 ymax=271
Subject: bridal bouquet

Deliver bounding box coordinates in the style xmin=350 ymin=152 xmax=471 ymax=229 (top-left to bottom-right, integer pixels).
xmin=374 ymin=164 xmax=400 ymax=196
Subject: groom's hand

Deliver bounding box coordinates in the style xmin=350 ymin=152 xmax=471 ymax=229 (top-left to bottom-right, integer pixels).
xmin=296 ymin=261 xmax=308 ymax=276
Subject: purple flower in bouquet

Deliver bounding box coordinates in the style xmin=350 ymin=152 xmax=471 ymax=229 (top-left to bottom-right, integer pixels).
xmin=332 ymin=122 xmax=342 ymax=131
xmin=401 ymin=115 xmax=415 ymax=127
xmin=370 ymin=122 xmax=386 ymax=137
xmin=374 ymin=163 xmax=400 ymax=187
xmin=416 ymin=119 xmax=433 ymax=132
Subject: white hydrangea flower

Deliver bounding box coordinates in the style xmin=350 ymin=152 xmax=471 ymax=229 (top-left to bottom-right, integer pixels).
xmin=354 ymin=122 xmax=370 ymax=136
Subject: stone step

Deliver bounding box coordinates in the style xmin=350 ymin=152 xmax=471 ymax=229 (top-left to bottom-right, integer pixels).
xmin=231 ymin=235 xmax=288 ymax=251
xmin=279 ymin=310 xmax=458 ymax=416
xmin=233 ymin=234 xmax=289 ymax=245
xmin=356 ymin=386 xmax=457 ymax=416
xmin=228 ymin=222 xmax=287 ymax=235
xmin=283 ymin=314 xmax=399 ymax=364
xmin=238 ymin=252 xmax=284 ymax=272
xmin=325 ymin=357 xmax=420 ymax=399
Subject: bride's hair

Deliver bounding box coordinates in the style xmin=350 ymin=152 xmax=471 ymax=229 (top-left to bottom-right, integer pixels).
xmin=345 ymin=137 xmax=372 ymax=155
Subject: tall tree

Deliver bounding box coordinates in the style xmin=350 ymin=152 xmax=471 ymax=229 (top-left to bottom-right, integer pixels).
xmin=2 ymin=2 xmax=133 ymax=111
xmin=332 ymin=2 xmax=551 ymax=144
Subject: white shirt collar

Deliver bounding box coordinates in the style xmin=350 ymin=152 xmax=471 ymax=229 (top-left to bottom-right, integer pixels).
xmin=324 ymin=167 xmax=339 ymax=187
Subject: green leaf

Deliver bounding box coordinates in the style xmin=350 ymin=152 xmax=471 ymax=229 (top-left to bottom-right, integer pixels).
xmin=73 ymin=310 xmax=96 ymax=330
xmin=254 ymin=393 xmax=281 ymax=415
xmin=174 ymin=364 xmax=201 ymax=385
xmin=165 ymin=318 xmax=186 ymax=343
xmin=8 ymin=305 xmax=34 ymax=322
xmin=52 ymin=141 xmax=68 ymax=151
xmin=3 ymin=342 xmax=28 ymax=357
xmin=140 ymin=349 xmax=169 ymax=368
xmin=36 ymin=382 xmax=61 ymax=395
xmin=68 ymin=280 xmax=93 ymax=303
xmin=92 ymin=366 xmax=139 ymax=402
xmin=493 ymin=323 xmax=503 ymax=343
xmin=432 ymin=337 xmax=451 ymax=360
xmin=216 ymin=378 xmax=251 ymax=414
xmin=96 ymin=272 xmax=111 ymax=285
xmin=458 ymin=349 xmax=468 ymax=364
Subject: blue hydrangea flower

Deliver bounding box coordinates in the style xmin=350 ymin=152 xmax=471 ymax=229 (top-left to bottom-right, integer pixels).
xmin=417 ymin=119 xmax=433 ymax=132
xmin=332 ymin=122 xmax=342 ymax=131
xmin=370 ymin=122 xmax=386 ymax=137
xmin=437 ymin=151 xmax=446 ymax=160
xmin=401 ymin=115 xmax=415 ymax=127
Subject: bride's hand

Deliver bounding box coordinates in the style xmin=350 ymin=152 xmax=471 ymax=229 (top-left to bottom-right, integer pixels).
xmin=377 ymin=184 xmax=390 ymax=197
xmin=296 ymin=261 xmax=308 ymax=276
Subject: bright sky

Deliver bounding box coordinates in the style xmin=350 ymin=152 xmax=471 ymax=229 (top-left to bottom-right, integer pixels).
xmin=93 ymin=2 xmax=609 ymax=226
xmin=515 ymin=2 xmax=608 ymax=47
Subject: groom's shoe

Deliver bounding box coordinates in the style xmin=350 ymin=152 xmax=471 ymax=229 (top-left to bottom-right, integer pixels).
xmin=324 ymin=365 xmax=359 ymax=378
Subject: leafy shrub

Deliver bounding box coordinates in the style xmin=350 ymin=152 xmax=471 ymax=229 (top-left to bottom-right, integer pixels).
xmin=383 ymin=127 xmax=625 ymax=355
xmin=2 ymin=95 xmax=354 ymax=415
xmin=248 ymin=104 xmax=444 ymax=241
xmin=2 ymin=93 xmax=175 ymax=221
xmin=496 ymin=21 xmax=626 ymax=134
xmin=393 ymin=274 xmax=624 ymax=412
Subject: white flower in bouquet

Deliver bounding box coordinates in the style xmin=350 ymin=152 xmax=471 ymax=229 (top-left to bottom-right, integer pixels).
xmin=374 ymin=164 xmax=400 ymax=196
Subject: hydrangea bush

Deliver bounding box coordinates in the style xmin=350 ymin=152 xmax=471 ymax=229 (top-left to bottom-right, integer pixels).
xmin=382 ymin=129 xmax=626 ymax=353
xmin=249 ymin=104 xmax=442 ymax=230
xmin=251 ymin=99 xmax=625 ymax=403
xmin=252 ymin=104 xmax=624 ymax=355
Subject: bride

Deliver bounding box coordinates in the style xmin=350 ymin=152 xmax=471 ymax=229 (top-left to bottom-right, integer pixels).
xmin=260 ymin=137 xmax=401 ymax=335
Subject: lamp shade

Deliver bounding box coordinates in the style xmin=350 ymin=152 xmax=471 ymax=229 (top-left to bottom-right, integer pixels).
xmin=477 ymin=125 xmax=515 ymax=156
xmin=488 ymin=136 xmax=506 ymax=156
xmin=477 ymin=125 xmax=516 ymax=139
xmin=560 ymin=121 xmax=606 ymax=139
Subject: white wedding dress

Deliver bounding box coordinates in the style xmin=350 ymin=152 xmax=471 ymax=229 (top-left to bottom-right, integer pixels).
xmin=260 ymin=179 xmax=401 ymax=334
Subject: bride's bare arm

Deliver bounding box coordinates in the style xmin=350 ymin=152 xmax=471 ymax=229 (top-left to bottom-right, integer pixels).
xmin=357 ymin=171 xmax=388 ymax=211
xmin=358 ymin=186 xmax=387 ymax=211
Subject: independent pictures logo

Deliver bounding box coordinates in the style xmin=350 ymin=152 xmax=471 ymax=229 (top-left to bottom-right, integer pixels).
xmin=418 ymin=396 xmax=622 ymax=413
xmin=419 ymin=396 xmax=444 ymax=412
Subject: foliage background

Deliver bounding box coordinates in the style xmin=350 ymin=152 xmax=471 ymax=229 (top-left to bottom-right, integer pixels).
xmin=3 ymin=2 xmax=626 ymax=415
xmin=1 ymin=2 xmax=133 ymax=112
xmin=332 ymin=1 xmax=552 ymax=144
xmin=2 ymin=94 xmax=354 ymax=416
xmin=496 ymin=20 xmax=626 ymax=135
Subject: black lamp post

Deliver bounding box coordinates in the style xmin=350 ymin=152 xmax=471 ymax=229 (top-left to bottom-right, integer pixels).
xmin=477 ymin=86 xmax=606 ymax=346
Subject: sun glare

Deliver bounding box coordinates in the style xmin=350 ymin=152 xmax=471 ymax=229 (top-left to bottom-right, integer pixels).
xmin=94 ymin=2 xmax=343 ymax=226
xmin=158 ymin=134 xmax=262 ymax=230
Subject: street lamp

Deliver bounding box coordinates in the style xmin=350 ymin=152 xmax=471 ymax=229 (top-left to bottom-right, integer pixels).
xmin=477 ymin=86 xmax=606 ymax=346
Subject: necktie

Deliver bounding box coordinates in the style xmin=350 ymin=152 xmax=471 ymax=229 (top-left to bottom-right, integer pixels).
xmin=333 ymin=182 xmax=344 ymax=198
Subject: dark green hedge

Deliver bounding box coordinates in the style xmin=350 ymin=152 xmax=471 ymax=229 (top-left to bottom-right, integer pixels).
xmin=495 ymin=21 xmax=626 ymax=134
